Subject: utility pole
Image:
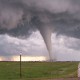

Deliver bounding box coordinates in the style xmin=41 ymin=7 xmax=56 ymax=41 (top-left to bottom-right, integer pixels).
xmin=20 ymin=53 xmax=22 ymax=78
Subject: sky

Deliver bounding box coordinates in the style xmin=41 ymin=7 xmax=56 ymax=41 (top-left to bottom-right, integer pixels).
xmin=0 ymin=0 xmax=80 ymax=61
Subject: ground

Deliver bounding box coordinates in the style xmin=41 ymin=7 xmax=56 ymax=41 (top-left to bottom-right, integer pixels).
xmin=0 ymin=61 xmax=78 ymax=80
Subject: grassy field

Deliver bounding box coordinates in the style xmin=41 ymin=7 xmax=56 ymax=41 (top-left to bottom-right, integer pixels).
xmin=0 ymin=61 xmax=79 ymax=80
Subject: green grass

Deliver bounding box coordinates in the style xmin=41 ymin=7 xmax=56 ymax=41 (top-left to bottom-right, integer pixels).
xmin=0 ymin=61 xmax=78 ymax=80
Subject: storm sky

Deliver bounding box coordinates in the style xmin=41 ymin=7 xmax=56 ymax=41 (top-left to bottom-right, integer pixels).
xmin=0 ymin=0 xmax=80 ymax=61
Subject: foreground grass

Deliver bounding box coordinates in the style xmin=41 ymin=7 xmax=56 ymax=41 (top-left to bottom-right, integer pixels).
xmin=0 ymin=61 xmax=78 ymax=80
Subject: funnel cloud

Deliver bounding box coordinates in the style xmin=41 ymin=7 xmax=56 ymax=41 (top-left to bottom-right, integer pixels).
xmin=0 ymin=0 xmax=80 ymax=61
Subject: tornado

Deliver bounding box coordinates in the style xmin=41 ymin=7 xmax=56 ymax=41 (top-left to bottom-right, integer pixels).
xmin=38 ymin=26 xmax=53 ymax=61
xmin=31 ymin=16 xmax=53 ymax=61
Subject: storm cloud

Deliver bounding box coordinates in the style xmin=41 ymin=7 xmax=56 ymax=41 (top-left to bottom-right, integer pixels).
xmin=0 ymin=0 xmax=80 ymax=61
xmin=0 ymin=0 xmax=80 ymax=38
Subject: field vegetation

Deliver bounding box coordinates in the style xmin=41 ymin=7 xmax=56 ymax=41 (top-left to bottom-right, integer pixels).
xmin=0 ymin=61 xmax=78 ymax=80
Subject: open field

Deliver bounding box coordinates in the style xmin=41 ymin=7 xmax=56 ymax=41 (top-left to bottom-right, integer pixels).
xmin=0 ymin=61 xmax=79 ymax=80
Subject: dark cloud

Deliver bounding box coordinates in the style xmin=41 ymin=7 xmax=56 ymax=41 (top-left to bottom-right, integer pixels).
xmin=0 ymin=0 xmax=80 ymax=38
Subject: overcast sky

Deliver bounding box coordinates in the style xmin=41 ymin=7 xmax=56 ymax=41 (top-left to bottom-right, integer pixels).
xmin=0 ymin=0 xmax=80 ymax=61
xmin=0 ymin=31 xmax=80 ymax=61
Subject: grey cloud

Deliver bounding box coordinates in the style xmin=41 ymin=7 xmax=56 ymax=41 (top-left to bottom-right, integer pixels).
xmin=64 ymin=37 xmax=80 ymax=50
xmin=52 ymin=34 xmax=80 ymax=51
xmin=0 ymin=0 xmax=80 ymax=38
xmin=0 ymin=33 xmax=47 ymax=57
xmin=1 ymin=0 xmax=80 ymax=61
xmin=1 ymin=32 xmax=80 ymax=61
xmin=51 ymin=34 xmax=80 ymax=61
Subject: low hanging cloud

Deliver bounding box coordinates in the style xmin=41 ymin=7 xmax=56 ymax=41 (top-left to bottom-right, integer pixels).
xmin=0 ymin=31 xmax=48 ymax=57
xmin=51 ymin=34 xmax=80 ymax=61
